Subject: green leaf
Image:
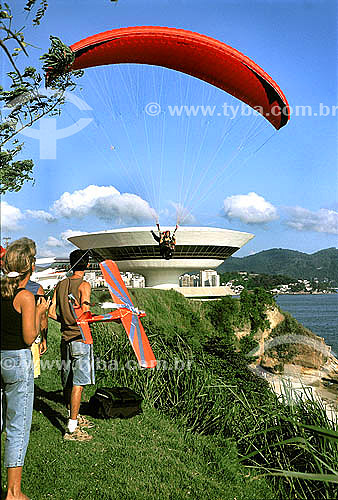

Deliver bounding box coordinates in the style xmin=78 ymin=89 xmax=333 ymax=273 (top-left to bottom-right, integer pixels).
xmin=299 ymin=423 xmax=338 ymax=441
xmin=239 ymin=436 xmax=309 ymax=462
xmin=266 ymin=469 xmax=338 ymax=484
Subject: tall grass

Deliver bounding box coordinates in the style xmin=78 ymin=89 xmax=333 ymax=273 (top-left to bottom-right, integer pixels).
xmin=91 ymin=288 xmax=338 ymax=499
xmin=2 ymin=318 xmax=277 ymax=500
xmin=240 ymin=381 xmax=338 ymax=499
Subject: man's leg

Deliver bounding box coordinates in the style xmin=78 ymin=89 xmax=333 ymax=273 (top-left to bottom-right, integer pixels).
xmin=60 ymin=339 xmax=72 ymax=410
xmin=65 ymin=384 xmax=92 ymax=440
xmin=63 ymin=342 xmax=94 ymax=440
xmin=63 ymin=387 xmax=72 ymax=410
xmin=70 ymin=386 xmax=83 ymax=420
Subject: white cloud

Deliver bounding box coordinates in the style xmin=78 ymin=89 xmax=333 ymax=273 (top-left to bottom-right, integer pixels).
xmin=26 ymin=209 xmax=56 ymax=223
xmin=44 ymin=236 xmax=65 ymax=248
xmin=1 ymin=201 xmax=25 ymax=232
xmin=4 ymin=185 xmax=156 ymax=230
xmin=38 ymin=230 xmax=88 ymax=257
xmin=223 ymin=192 xmax=279 ymax=224
xmin=38 ymin=236 xmax=67 ymax=258
xmin=284 ymin=207 xmax=338 ymax=234
xmin=51 ymin=185 xmax=156 ymax=224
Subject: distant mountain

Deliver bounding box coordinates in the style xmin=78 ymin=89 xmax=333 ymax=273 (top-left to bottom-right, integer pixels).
xmin=217 ymin=248 xmax=338 ymax=284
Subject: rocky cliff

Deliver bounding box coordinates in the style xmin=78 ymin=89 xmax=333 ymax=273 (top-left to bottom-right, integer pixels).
xmin=235 ymin=306 xmax=338 ymax=408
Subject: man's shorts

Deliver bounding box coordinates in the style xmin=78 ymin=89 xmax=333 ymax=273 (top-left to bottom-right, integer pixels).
xmin=60 ymin=339 xmax=95 ymax=388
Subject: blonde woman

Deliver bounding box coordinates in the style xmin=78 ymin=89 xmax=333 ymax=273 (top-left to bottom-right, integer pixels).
xmin=1 ymin=238 xmax=48 ymax=378
xmin=1 ymin=239 xmax=49 ymax=500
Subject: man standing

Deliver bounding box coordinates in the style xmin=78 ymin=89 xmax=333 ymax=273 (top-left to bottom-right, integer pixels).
xmin=49 ymin=249 xmax=94 ymax=441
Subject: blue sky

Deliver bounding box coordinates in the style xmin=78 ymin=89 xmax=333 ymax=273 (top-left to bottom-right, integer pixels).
xmin=1 ymin=0 xmax=337 ymax=257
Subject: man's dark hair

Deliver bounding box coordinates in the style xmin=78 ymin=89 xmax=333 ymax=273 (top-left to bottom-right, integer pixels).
xmin=69 ymin=250 xmax=89 ymax=271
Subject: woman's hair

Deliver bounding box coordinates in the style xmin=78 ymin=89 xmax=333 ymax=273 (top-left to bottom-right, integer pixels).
xmin=15 ymin=237 xmax=37 ymax=258
xmin=1 ymin=238 xmax=36 ymax=299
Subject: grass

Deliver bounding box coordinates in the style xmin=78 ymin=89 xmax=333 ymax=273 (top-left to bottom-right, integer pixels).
xmin=1 ymin=311 xmax=275 ymax=500
xmin=2 ymin=288 xmax=337 ymax=499
xmin=93 ymin=288 xmax=338 ymax=499
xmin=15 ymin=403 xmax=272 ymax=500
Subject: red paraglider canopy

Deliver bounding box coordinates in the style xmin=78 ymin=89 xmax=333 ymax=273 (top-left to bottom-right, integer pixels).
xmin=69 ymin=26 xmax=290 ymax=130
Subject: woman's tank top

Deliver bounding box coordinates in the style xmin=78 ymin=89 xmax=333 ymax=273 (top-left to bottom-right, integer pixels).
xmin=1 ymin=288 xmax=29 ymax=350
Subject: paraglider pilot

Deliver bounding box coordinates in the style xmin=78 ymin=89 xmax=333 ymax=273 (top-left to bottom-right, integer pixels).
xmin=151 ymin=223 xmax=178 ymax=260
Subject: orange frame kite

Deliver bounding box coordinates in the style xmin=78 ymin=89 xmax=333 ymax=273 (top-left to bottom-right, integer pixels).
xmin=68 ymin=260 xmax=157 ymax=368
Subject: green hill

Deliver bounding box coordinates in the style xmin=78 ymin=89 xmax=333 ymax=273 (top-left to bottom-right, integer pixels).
xmin=217 ymin=247 xmax=338 ymax=284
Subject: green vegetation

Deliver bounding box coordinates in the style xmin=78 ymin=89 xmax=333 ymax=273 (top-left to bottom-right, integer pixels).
xmin=3 ymin=384 xmax=273 ymax=499
xmin=220 ymin=270 xmax=336 ymax=293
xmin=201 ymin=288 xmax=273 ymax=355
xmin=218 ymin=247 xmax=338 ymax=285
xmin=1 ymin=313 xmax=274 ymax=500
xmin=203 ymin=288 xmax=274 ymax=336
xmin=2 ymin=288 xmax=337 ymax=499
xmin=0 ymin=1 xmax=83 ymax=194
xmin=220 ymin=270 xmax=296 ymax=288
xmin=92 ymin=288 xmax=338 ymax=498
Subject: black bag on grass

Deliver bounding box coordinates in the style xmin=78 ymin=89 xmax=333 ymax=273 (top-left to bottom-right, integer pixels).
xmin=88 ymin=387 xmax=143 ymax=419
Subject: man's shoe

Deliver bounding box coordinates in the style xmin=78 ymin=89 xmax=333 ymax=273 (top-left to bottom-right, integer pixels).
xmin=78 ymin=414 xmax=95 ymax=429
xmin=64 ymin=426 xmax=93 ymax=441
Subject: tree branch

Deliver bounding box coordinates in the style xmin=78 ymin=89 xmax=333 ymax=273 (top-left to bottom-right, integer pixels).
xmin=0 ymin=39 xmax=23 ymax=79
xmin=0 ymin=26 xmax=29 ymax=55
xmin=1 ymin=93 xmax=64 ymax=146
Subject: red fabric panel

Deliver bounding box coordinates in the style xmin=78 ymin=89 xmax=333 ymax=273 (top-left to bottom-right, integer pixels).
xmin=70 ymin=26 xmax=289 ymax=129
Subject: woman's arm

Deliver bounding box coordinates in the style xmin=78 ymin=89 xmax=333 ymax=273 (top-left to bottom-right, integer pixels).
xmin=37 ymin=285 xmax=48 ymax=354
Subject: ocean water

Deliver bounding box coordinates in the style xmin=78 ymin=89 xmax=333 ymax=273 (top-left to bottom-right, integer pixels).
xmin=276 ymin=294 xmax=338 ymax=357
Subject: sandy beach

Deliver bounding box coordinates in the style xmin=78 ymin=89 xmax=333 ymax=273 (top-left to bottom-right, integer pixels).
xmin=267 ymin=373 xmax=338 ymax=425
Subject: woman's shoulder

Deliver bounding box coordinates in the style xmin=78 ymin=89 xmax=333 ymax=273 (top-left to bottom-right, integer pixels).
xmin=14 ymin=288 xmax=35 ymax=303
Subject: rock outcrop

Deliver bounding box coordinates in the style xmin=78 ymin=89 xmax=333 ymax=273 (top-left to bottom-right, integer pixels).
xmin=235 ymin=305 xmax=338 ymax=409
